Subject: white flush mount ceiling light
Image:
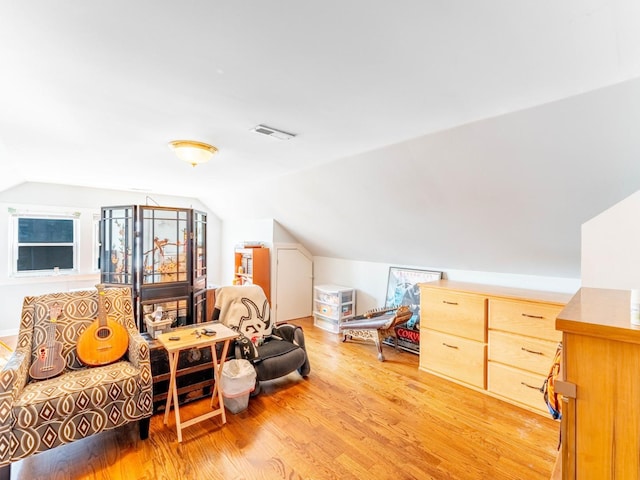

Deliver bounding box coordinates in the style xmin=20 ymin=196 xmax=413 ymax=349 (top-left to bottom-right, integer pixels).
xmin=168 ymin=140 xmax=218 ymax=167
xmin=250 ymin=124 xmax=296 ymax=140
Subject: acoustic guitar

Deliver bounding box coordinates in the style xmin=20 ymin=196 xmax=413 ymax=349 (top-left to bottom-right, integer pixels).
xmin=29 ymin=303 xmax=66 ymax=380
xmin=76 ymin=285 xmax=129 ymax=366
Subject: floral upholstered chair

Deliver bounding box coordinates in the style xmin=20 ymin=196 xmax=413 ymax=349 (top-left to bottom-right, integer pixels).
xmin=0 ymin=287 xmax=153 ymax=479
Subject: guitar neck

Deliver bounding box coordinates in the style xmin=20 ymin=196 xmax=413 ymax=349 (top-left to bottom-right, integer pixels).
xmin=96 ymin=284 xmax=107 ymax=327
xmin=47 ymin=303 xmax=62 ymax=346
xmin=47 ymin=318 xmax=56 ymax=345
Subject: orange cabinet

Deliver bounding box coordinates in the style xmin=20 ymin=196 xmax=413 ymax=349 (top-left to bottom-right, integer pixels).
xmin=234 ymin=246 xmax=270 ymax=302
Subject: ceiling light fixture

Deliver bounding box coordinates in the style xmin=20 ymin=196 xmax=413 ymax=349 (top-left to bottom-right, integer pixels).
xmin=168 ymin=140 xmax=218 ymax=167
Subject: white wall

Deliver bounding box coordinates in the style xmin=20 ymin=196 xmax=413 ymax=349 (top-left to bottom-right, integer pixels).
xmin=313 ymin=256 xmax=580 ymax=315
xmin=203 ymin=78 xmax=640 ymax=283
xmin=273 ymin=221 xmax=300 ymax=244
xmin=582 ymin=190 xmax=640 ymax=290
xmin=0 ymin=182 xmax=223 ymax=335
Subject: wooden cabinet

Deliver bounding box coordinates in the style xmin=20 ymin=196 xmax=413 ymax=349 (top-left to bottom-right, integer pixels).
xmin=234 ymin=246 xmax=270 ymax=301
xmin=421 ymin=286 xmax=487 ymax=389
xmin=100 ymin=205 xmax=208 ymax=332
xmin=488 ymin=331 xmax=559 ymax=378
xmin=556 ymin=288 xmax=640 ymax=479
xmin=489 ymin=299 xmax=563 ymax=341
xmin=422 ymin=328 xmax=486 ymax=388
xmin=488 ymin=298 xmax=564 ymax=414
xmin=206 ymin=288 xmax=216 ymax=323
xmin=420 ymin=280 xmax=571 ymax=415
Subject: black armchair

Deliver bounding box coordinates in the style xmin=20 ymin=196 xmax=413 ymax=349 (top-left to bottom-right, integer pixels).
xmin=212 ymin=285 xmax=310 ymax=394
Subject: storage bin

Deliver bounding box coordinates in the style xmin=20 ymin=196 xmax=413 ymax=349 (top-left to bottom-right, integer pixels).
xmin=144 ymin=316 xmax=173 ymax=339
xmin=223 ymin=390 xmax=252 ymax=414
xmin=221 ymin=359 xmax=256 ymax=414
xmin=313 ymin=285 xmax=356 ymax=332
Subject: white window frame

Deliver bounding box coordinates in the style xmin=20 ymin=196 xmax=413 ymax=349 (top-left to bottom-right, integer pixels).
xmin=10 ymin=211 xmax=80 ymax=277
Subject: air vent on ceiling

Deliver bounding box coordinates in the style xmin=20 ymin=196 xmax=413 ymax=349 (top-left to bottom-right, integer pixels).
xmin=250 ymin=124 xmax=296 ymax=141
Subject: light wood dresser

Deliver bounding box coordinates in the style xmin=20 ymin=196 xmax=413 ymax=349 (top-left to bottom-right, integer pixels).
xmin=420 ymin=280 xmax=572 ymax=415
xmin=556 ymin=287 xmax=640 ymax=479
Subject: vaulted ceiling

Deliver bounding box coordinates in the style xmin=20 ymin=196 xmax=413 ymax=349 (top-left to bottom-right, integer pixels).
xmin=2 ymin=1 xmax=640 ymax=279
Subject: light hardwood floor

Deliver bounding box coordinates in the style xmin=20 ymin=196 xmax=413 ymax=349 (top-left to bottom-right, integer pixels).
xmin=5 ymin=317 xmax=560 ymax=479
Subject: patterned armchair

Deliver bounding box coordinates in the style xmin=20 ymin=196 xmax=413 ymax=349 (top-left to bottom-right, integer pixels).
xmin=0 ymin=287 xmax=153 ymax=479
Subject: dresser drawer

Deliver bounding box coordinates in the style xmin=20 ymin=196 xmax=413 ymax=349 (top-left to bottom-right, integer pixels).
xmin=421 ymin=329 xmax=486 ymax=389
xmin=422 ymin=288 xmax=486 ymax=342
xmin=488 ymin=362 xmax=548 ymax=413
xmin=488 ymin=330 xmax=559 ymax=376
xmin=489 ymin=298 xmax=562 ymax=342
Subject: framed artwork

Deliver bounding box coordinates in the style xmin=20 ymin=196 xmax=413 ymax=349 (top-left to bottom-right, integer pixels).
xmin=384 ymin=267 xmax=442 ymax=330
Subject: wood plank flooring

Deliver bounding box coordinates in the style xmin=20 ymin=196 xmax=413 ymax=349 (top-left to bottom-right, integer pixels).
xmin=6 ymin=317 xmax=560 ymax=479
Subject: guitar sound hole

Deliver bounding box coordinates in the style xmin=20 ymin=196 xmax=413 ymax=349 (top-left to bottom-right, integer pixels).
xmin=96 ymin=327 xmax=112 ymax=340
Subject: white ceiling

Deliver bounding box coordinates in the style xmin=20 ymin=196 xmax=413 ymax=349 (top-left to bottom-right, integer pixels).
xmin=2 ymin=1 xmax=640 ymax=279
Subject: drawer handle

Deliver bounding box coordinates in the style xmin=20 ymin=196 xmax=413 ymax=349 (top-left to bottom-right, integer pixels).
xmin=442 ymin=301 xmax=459 ymax=305
xmin=521 ymin=313 xmax=544 ymax=319
xmin=521 ymin=381 xmax=542 ymax=391
xmin=442 ymin=342 xmax=459 ymax=349
xmin=521 ymin=347 xmax=543 ymax=356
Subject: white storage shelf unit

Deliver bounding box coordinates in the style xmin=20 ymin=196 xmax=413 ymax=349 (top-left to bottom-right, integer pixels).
xmin=313 ymin=284 xmax=356 ymax=333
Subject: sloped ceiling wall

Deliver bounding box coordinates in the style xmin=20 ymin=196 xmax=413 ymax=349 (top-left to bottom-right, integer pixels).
xmin=2 ymin=3 xmax=640 ymax=284
xmin=582 ymin=190 xmax=640 ymax=290
xmin=202 ymin=77 xmax=640 ymax=279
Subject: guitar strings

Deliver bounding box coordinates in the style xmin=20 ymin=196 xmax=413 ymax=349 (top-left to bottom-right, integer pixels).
xmin=46 ymin=306 xmax=54 ymax=371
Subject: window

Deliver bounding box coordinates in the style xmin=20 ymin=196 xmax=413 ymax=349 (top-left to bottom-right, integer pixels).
xmin=12 ymin=214 xmax=79 ymax=275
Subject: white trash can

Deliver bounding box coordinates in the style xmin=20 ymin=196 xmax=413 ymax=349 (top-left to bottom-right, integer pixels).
xmin=221 ymin=359 xmax=256 ymax=414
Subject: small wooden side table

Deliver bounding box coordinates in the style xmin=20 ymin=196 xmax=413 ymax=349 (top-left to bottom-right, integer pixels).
xmin=157 ymin=323 xmax=238 ymax=442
